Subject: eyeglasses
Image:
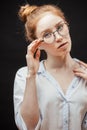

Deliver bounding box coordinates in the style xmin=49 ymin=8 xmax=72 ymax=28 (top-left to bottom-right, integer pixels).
xmin=41 ymin=22 xmax=69 ymax=44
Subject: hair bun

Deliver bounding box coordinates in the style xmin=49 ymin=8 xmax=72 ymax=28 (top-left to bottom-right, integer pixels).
xmin=18 ymin=4 xmax=38 ymax=22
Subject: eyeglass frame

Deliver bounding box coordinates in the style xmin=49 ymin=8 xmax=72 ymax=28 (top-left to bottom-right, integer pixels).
xmin=41 ymin=21 xmax=69 ymax=44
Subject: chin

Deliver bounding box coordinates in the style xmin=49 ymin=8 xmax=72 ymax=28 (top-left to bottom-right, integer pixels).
xmin=60 ymin=48 xmax=71 ymax=57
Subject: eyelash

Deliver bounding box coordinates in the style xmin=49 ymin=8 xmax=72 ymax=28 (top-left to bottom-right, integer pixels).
xmin=57 ymin=24 xmax=63 ymax=30
xmin=43 ymin=32 xmax=52 ymax=38
xmin=43 ymin=25 xmax=63 ymax=37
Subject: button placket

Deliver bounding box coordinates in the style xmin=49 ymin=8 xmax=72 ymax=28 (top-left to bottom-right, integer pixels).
xmin=63 ymin=100 xmax=70 ymax=130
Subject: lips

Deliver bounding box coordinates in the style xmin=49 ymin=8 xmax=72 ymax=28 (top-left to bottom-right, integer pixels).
xmin=58 ymin=42 xmax=68 ymax=48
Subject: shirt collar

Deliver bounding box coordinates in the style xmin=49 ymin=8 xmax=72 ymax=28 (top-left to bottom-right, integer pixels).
xmin=37 ymin=58 xmax=80 ymax=75
xmin=37 ymin=60 xmax=46 ymax=74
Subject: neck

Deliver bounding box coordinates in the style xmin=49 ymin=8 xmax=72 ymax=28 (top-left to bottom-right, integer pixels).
xmin=45 ymin=53 xmax=74 ymax=70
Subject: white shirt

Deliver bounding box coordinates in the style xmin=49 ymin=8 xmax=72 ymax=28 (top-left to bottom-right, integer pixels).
xmin=13 ymin=59 xmax=87 ymax=130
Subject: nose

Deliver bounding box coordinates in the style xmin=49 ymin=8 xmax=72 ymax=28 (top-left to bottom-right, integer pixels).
xmin=54 ymin=31 xmax=63 ymax=42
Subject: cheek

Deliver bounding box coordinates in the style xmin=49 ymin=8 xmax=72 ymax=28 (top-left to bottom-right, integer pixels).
xmin=69 ymin=37 xmax=72 ymax=48
xmin=39 ymin=43 xmax=52 ymax=50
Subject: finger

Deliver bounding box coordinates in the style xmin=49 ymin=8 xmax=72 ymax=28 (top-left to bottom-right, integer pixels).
xmin=35 ymin=49 xmax=41 ymax=60
xmin=27 ymin=39 xmax=42 ymax=55
xmin=74 ymin=71 xmax=87 ymax=80
xmin=73 ymin=67 xmax=87 ymax=79
xmin=26 ymin=54 xmax=33 ymax=68
xmin=73 ymin=67 xmax=86 ymax=74
xmin=78 ymin=60 xmax=87 ymax=68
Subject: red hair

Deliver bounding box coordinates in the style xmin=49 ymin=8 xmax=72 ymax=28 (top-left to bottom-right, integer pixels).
xmin=18 ymin=4 xmax=66 ymax=42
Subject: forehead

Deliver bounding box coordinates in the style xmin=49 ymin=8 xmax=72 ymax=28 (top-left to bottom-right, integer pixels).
xmin=36 ymin=12 xmax=63 ymax=35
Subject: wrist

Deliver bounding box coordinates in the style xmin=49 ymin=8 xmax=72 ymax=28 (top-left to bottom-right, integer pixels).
xmin=26 ymin=73 xmax=36 ymax=79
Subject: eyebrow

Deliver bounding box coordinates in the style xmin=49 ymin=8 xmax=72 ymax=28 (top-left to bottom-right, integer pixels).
xmin=40 ymin=21 xmax=64 ymax=36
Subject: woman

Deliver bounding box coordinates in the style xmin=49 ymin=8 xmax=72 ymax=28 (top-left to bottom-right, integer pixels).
xmin=13 ymin=3 xmax=87 ymax=130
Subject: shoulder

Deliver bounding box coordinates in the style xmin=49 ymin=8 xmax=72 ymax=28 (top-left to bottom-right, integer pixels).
xmin=15 ymin=66 xmax=28 ymax=78
xmin=73 ymin=58 xmax=80 ymax=62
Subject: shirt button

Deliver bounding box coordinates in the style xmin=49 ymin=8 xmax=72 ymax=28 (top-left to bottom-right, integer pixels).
xmin=72 ymin=85 xmax=75 ymax=88
xmin=65 ymin=120 xmax=68 ymax=124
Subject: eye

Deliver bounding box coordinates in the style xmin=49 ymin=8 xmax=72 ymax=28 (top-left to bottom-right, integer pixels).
xmin=57 ymin=24 xmax=63 ymax=32
xmin=43 ymin=32 xmax=52 ymax=38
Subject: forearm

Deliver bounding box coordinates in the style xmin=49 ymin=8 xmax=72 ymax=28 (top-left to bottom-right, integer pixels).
xmin=20 ymin=74 xmax=39 ymax=129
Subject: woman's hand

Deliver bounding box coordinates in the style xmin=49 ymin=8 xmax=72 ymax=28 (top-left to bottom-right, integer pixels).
xmin=73 ymin=60 xmax=87 ymax=80
xmin=26 ymin=39 xmax=42 ymax=76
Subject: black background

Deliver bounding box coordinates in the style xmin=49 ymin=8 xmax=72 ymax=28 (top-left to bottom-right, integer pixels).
xmin=0 ymin=0 xmax=87 ymax=129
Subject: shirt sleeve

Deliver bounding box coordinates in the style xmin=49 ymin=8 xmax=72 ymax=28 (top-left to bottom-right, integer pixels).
xmin=82 ymin=112 xmax=87 ymax=130
xmin=13 ymin=67 xmax=41 ymax=130
xmin=13 ymin=67 xmax=27 ymax=130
